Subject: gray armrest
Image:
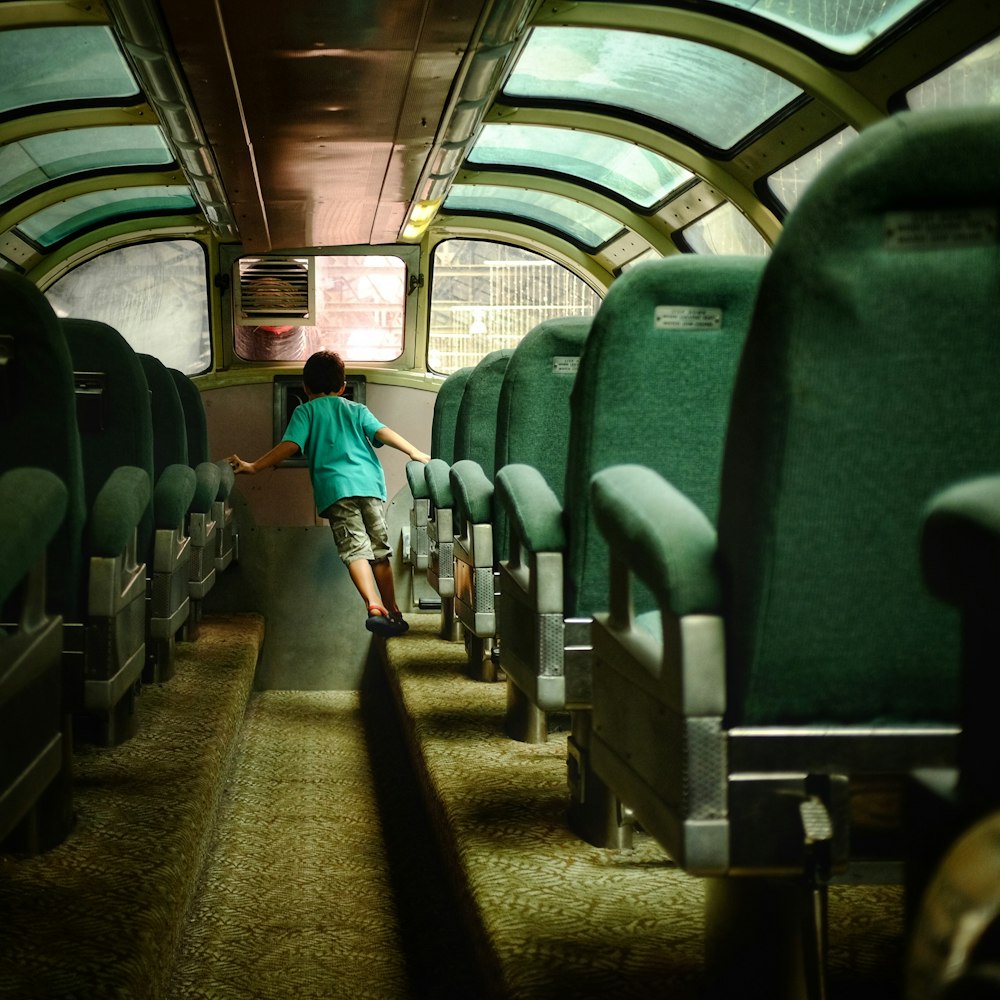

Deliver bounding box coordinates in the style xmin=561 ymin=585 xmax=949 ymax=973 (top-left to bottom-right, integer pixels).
xmin=424 ymin=458 xmax=453 ymax=510
xmin=0 ymin=468 xmax=66 ymax=608
xmin=88 ymin=466 xmax=151 ymax=558
xmin=214 ymin=460 xmax=235 ymax=501
xmin=153 ymin=464 xmax=197 ymax=529
xmin=495 ymin=464 xmax=565 ymax=554
xmin=591 ymin=464 xmax=721 ymax=618
xmin=589 ymin=466 xmax=728 ymax=870
xmin=450 ymin=460 xmax=493 ymax=529
xmin=406 ymin=459 xmax=429 ymax=500
xmin=922 ymin=474 xmax=1000 ymax=606
xmin=591 ymin=464 xmax=724 ymax=717
xmin=191 ymin=461 xmax=222 ymax=515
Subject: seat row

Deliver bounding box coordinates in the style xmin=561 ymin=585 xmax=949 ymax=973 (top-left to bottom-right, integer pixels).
xmin=0 ymin=270 xmax=238 ymax=855
xmin=402 ymin=105 xmax=1000 ymax=999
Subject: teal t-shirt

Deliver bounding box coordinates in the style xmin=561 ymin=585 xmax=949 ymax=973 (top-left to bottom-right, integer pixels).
xmin=281 ymin=395 xmax=386 ymax=511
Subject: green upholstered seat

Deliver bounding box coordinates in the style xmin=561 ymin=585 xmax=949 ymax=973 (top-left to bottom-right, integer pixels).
xmin=168 ymin=367 xmax=209 ymax=466
xmin=0 ymin=273 xmax=86 ymax=622
xmin=589 ymin=108 xmax=1000 ymax=997
xmin=495 ymin=255 xmax=762 ymax=845
xmin=0 ymin=467 xmax=70 ymax=852
xmin=432 ymin=365 xmax=474 ymax=466
xmin=404 ymin=366 xmax=473 ymax=585
xmin=427 ymin=353 xmax=512 ymax=640
xmin=453 ymin=350 xmax=512 ymax=475
xmin=450 ymin=318 xmax=590 ymax=666
xmin=169 ymin=368 xmax=237 ymax=574
xmin=496 ymin=255 xmax=762 ymax=701
xmin=63 ymin=320 xmax=189 ymax=701
xmin=140 ymin=354 xmax=220 ymax=669
xmin=0 ymin=271 xmax=150 ymax=748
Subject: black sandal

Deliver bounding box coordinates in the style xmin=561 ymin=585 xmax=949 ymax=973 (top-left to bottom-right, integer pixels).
xmin=365 ymin=604 xmax=397 ymax=637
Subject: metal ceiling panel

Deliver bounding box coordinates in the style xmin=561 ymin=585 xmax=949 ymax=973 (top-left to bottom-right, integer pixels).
xmin=159 ymin=0 xmax=480 ymax=251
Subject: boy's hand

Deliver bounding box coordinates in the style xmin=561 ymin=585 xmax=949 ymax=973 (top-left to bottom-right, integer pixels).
xmin=410 ymin=450 xmax=431 ymax=464
xmin=228 ymin=454 xmax=254 ymax=474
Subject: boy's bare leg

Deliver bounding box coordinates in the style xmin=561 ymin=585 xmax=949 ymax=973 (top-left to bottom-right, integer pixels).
xmin=347 ymin=558 xmax=384 ymax=611
xmin=371 ymin=557 xmax=400 ymax=615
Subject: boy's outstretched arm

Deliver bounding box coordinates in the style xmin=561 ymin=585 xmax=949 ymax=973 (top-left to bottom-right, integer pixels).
xmin=228 ymin=440 xmax=300 ymax=474
xmin=375 ymin=426 xmax=430 ymax=463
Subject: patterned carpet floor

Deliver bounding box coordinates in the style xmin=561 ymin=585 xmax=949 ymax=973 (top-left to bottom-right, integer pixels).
xmin=383 ymin=617 xmax=909 ymax=1000
xmin=0 ymin=613 xmax=263 ymax=1000
xmin=0 ymin=611 xmax=910 ymax=1000
xmin=165 ymin=690 xmax=410 ymax=1000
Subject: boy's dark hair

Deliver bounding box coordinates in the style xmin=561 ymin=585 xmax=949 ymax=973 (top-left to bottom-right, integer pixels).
xmin=303 ymin=351 xmax=346 ymax=395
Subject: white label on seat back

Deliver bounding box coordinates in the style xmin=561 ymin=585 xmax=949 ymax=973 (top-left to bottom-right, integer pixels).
xmin=551 ymin=356 xmax=580 ymax=374
xmin=884 ymin=208 xmax=998 ymax=250
xmin=654 ymin=305 xmax=723 ymax=330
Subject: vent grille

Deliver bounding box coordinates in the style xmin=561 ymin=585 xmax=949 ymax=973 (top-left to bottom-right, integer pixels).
xmin=235 ymin=256 xmax=315 ymax=325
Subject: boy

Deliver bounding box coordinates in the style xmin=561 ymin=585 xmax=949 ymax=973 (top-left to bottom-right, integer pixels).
xmin=228 ymin=351 xmax=430 ymax=637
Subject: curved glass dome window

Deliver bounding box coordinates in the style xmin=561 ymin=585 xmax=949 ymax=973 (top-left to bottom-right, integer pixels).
xmin=907 ymin=34 xmax=1000 ymax=109
xmin=767 ymin=128 xmax=857 ymax=212
xmin=47 ymin=240 xmax=211 ymax=376
xmin=0 ymin=26 xmax=139 ymax=116
xmin=0 ymin=126 xmax=173 ymax=208
xmin=466 ymin=124 xmax=693 ymax=210
xmin=428 ymin=238 xmax=601 ymax=374
xmin=504 ymin=27 xmax=801 ymax=152
xmin=443 ymin=184 xmax=623 ymax=249
xmin=17 ymin=186 xmax=197 ymax=248
xmin=705 ymin=0 xmax=927 ymax=55
xmin=681 ymin=202 xmax=770 ymax=256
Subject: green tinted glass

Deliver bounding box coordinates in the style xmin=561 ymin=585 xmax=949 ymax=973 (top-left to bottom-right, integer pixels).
xmin=18 ymin=186 xmax=196 ymax=248
xmin=467 ymin=124 xmax=692 ymax=209
xmin=0 ymin=127 xmax=173 ymax=207
xmin=682 ymin=203 xmax=770 ymax=256
xmin=46 ymin=240 xmax=211 ymax=375
xmin=705 ymin=0 xmax=928 ymax=54
xmin=443 ymin=184 xmax=622 ymax=248
xmin=429 ymin=238 xmax=601 ymax=374
xmin=504 ymin=27 xmax=801 ymax=150
xmin=767 ymin=128 xmax=857 ymax=211
xmin=0 ymin=26 xmax=138 ymax=115
xmin=907 ymin=35 xmax=1000 ymax=108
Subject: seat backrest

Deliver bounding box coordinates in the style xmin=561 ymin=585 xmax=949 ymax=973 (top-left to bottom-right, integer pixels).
xmin=453 ymin=350 xmax=513 ymax=478
xmin=61 ymin=318 xmax=155 ymax=559
xmin=717 ymin=107 xmax=1000 ymax=728
xmin=431 ymin=367 xmax=473 ymax=465
xmin=564 ymin=254 xmax=764 ymax=618
xmin=493 ymin=316 xmax=591 ymax=561
xmin=139 ymin=354 xmax=189 ymax=474
xmin=168 ymin=367 xmax=208 ymax=466
xmin=0 ymin=272 xmax=87 ymax=618
xmin=170 ymin=366 xmax=234 ymax=505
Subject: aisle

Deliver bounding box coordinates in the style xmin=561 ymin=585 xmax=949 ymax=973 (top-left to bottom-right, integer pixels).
xmin=166 ymin=691 xmax=410 ymax=1000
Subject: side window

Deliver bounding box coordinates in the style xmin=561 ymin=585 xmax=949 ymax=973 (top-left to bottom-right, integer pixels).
xmin=679 ymin=203 xmax=770 ymax=256
xmin=428 ymin=239 xmax=601 ymax=374
xmin=233 ymin=254 xmax=406 ymax=363
xmin=46 ymin=239 xmax=211 ymax=375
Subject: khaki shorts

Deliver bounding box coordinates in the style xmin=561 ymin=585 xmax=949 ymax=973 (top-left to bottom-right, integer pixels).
xmin=323 ymin=496 xmax=392 ymax=565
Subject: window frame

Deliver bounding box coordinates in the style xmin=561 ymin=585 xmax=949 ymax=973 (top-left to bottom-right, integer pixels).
xmin=218 ymin=243 xmax=422 ymax=374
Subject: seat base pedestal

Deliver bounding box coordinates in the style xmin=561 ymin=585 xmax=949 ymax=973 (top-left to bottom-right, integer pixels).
xmin=567 ymin=711 xmax=634 ymax=850
xmin=440 ymin=597 xmax=462 ymax=642
xmin=504 ymin=677 xmax=547 ymax=743
xmin=466 ymin=634 xmax=500 ymax=682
